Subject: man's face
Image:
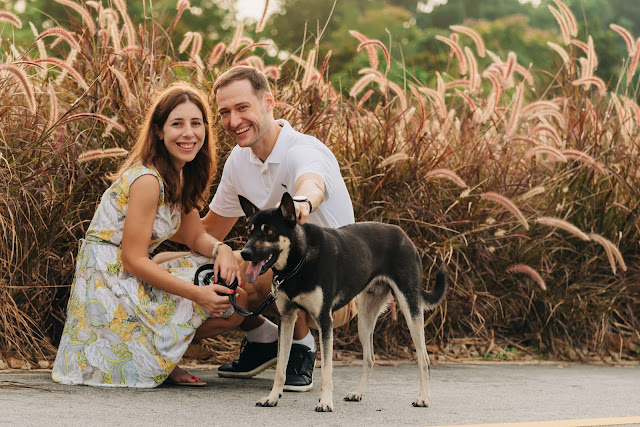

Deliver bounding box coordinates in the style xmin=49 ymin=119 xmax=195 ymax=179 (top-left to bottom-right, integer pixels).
xmin=216 ymin=79 xmax=273 ymax=149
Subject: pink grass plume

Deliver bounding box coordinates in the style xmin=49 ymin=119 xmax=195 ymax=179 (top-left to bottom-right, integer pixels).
xmin=588 ymin=233 xmax=627 ymax=274
xmin=425 ymin=168 xmax=467 ymax=188
xmin=481 ymin=192 xmax=529 ymax=230
xmin=507 ymin=264 xmax=547 ymax=291
xmin=450 ymin=25 xmax=486 ymax=58
xmin=77 ymin=147 xmax=129 ymax=163
xmin=60 ymin=113 xmax=125 ymax=133
xmin=0 ymin=11 xmax=22 ymax=28
xmin=535 ymin=216 xmax=590 ymax=241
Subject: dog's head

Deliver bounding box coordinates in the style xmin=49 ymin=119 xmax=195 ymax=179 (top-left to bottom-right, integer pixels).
xmin=238 ymin=192 xmax=298 ymax=283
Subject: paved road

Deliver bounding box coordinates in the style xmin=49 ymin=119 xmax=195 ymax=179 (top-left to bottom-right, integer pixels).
xmin=1 ymin=361 xmax=639 ymax=426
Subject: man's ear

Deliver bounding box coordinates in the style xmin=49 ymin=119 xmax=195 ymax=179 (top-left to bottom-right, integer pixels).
xmin=239 ymin=195 xmax=259 ymax=218
xmin=263 ymin=91 xmax=275 ymax=113
xmin=279 ymin=192 xmax=297 ymax=224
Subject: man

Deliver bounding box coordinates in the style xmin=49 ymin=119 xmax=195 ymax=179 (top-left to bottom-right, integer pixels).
xmin=203 ymin=65 xmax=357 ymax=392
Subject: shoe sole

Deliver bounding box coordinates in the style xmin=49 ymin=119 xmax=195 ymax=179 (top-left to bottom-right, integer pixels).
xmin=217 ymin=357 xmax=277 ymax=378
xmin=283 ymin=381 xmax=313 ymax=392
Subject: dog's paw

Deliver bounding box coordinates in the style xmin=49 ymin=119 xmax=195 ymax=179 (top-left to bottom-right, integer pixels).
xmin=256 ymin=396 xmax=279 ymax=407
xmin=344 ymin=392 xmax=362 ymax=402
xmin=315 ymin=403 xmax=334 ymax=412
xmin=412 ymin=398 xmax=429 ymax=408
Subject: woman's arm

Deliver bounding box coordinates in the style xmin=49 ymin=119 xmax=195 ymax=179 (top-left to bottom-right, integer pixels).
xmin=171 ymin=207 xmax=241 ymax=286
xmin=120 ymin=175 xmax=232 ymax=315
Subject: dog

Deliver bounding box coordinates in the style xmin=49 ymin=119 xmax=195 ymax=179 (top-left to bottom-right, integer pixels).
xmin=238 ymin=192 xmax=447 ymax=412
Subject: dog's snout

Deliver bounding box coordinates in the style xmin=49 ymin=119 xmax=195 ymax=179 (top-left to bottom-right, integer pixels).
xmin=240 ymin=247 xmax=253 ymax=261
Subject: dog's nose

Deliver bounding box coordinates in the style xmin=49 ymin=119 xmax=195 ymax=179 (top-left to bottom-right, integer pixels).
xmin=240 ymin=247 xmax=253 ymax=261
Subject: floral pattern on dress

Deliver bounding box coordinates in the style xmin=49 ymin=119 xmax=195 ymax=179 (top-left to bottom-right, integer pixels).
xmin=52 ymin=164 xmax=214 ymax=388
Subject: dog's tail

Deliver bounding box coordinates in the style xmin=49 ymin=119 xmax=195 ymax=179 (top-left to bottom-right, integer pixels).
xmin=422 ymin=268 xmax=447 ymax=311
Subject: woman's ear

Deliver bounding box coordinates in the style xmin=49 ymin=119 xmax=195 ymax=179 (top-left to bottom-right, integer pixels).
xmin=154 ymin=124 xmax=163 ymax=141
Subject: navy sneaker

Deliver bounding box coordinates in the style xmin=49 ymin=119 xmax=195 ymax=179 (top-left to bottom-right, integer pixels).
xmin=217 ymin=338 xmax=277 ymax=378
xmin=283 ymin=343 xmax=316 ymax=392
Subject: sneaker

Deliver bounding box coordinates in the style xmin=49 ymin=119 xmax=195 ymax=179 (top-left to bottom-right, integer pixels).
xmin=217 ymin=338 xmax=277 ymax=378
xmin=283 ymin=343 xmax=316 ymax=392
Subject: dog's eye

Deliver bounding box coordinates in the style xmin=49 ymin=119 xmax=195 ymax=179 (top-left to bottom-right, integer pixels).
xmin=267 ymin=229 xmax=273 ymax=235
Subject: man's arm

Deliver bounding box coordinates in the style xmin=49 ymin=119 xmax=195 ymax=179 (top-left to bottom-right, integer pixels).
xmin=294 ymin=172 xmax=325 ymax=224
xmin=202 ymin=210 xmax=239 ymax=241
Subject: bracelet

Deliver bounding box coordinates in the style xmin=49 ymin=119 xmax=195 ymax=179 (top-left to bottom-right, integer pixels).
xmin=212 ymin=241 xmax=225 ymax=258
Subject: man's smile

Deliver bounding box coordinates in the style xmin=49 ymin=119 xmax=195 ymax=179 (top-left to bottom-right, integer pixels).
xmin=234 ymin=125 xmax=251 ymax=135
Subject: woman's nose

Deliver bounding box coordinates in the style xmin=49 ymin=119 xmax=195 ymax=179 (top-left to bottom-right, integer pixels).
xmin=182 ymin=124 xmax=195 ymax=136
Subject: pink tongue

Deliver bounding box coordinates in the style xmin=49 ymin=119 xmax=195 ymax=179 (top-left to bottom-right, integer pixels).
xmin=246 ymin=261 xmax=266 ymax=283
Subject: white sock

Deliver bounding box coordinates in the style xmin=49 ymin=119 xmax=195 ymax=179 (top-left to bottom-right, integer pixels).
xmin=292 ymin=332 xmax=316 ymax=352
xmin=245 ymin=319 xmax=278 ymax=343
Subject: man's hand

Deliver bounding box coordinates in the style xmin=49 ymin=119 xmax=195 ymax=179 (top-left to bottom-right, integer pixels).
xmin=293 ymin=172 xmax=325 ymax=225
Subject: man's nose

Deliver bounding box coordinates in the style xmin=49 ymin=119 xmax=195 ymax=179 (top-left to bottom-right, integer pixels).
xmin=228 ymin=110 xmax=242 ymax=127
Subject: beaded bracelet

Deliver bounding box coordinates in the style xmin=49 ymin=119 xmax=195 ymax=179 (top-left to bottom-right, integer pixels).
xmin=212 ymin=241 xmax=225 ymax=258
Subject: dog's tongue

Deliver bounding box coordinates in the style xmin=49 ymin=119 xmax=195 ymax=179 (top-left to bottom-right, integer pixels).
xmin=246 ymin=261 xmax=266 ymax=283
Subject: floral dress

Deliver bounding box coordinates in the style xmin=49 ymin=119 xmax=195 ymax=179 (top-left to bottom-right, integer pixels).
xmin=52 ymin=164 xmax=214 ymax=388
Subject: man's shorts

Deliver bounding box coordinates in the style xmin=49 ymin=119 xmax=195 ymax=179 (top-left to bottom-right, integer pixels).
xmin=309 ymin=296 xmax=359 ymax=330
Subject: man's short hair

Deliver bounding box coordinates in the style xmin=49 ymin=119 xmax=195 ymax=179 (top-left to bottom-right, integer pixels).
xmin=213 ymin=66 xmax=271 ymax=97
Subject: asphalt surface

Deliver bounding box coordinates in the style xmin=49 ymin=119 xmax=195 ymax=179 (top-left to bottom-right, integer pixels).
xmin=1 ymin=361 xmax=639 ymax=427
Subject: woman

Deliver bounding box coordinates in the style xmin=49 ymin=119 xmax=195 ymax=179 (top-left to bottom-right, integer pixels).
xmin=52 ymin=82 xmax=245 ymax=387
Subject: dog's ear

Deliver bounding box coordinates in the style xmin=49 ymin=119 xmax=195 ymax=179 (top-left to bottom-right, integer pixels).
xmin=238 ymin=195 xmax=260 ymax=218
xmin=279 ymin=192 xmax=297 ymax=224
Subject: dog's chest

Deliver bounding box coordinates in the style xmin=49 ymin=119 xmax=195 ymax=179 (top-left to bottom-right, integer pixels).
xmin=277 ymin=286 xmax=323 ymax=318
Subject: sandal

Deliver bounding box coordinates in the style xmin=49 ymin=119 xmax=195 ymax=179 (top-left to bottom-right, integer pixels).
xmin=165 ymin=366 xmax=207 ymax=386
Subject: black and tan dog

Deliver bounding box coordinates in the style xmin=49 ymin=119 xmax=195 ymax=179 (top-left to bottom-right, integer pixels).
xmin=239 ymin=192 xmax=447 ymax=412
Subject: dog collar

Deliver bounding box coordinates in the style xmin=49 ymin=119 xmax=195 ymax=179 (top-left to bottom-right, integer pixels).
xmin=272 ymin=247 xmax=307 ymax=287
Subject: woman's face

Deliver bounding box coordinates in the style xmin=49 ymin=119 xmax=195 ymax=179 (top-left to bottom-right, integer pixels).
xmin=158 ymin=101 xmax=206 ymax=170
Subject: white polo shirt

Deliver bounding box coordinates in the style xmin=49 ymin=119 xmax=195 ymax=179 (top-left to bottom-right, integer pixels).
xmin=209 ymin=120 xmax=354 ymax=228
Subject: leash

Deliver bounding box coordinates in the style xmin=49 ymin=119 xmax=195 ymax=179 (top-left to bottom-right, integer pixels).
xmin=193 ymin=264 xmax=275 ymax=317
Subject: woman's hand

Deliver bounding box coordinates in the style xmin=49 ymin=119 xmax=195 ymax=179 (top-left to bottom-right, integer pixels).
xmin=193 ymin=283 xmax=234 ymax=317
xmin=214 ymin=243 xmax=242 ymax=287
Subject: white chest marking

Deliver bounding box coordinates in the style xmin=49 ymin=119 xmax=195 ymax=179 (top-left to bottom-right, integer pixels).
xmin=291 ymin=287 xmax=324 ymax=318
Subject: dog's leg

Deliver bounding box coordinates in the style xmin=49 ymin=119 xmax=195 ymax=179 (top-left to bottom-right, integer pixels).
xmin=315 ymin=314 xmax=334 ymax=412
xmin=406 ymin=312 xmax=430 ymax=407
xmin=256 ymin=309 xmax=297 ymax=407
xmin=345 ymin=290 xmax=386 ymax=402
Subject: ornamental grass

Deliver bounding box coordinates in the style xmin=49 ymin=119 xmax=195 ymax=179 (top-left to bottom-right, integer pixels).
xmin=0 ymin=0 xmax=637 ymax=366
